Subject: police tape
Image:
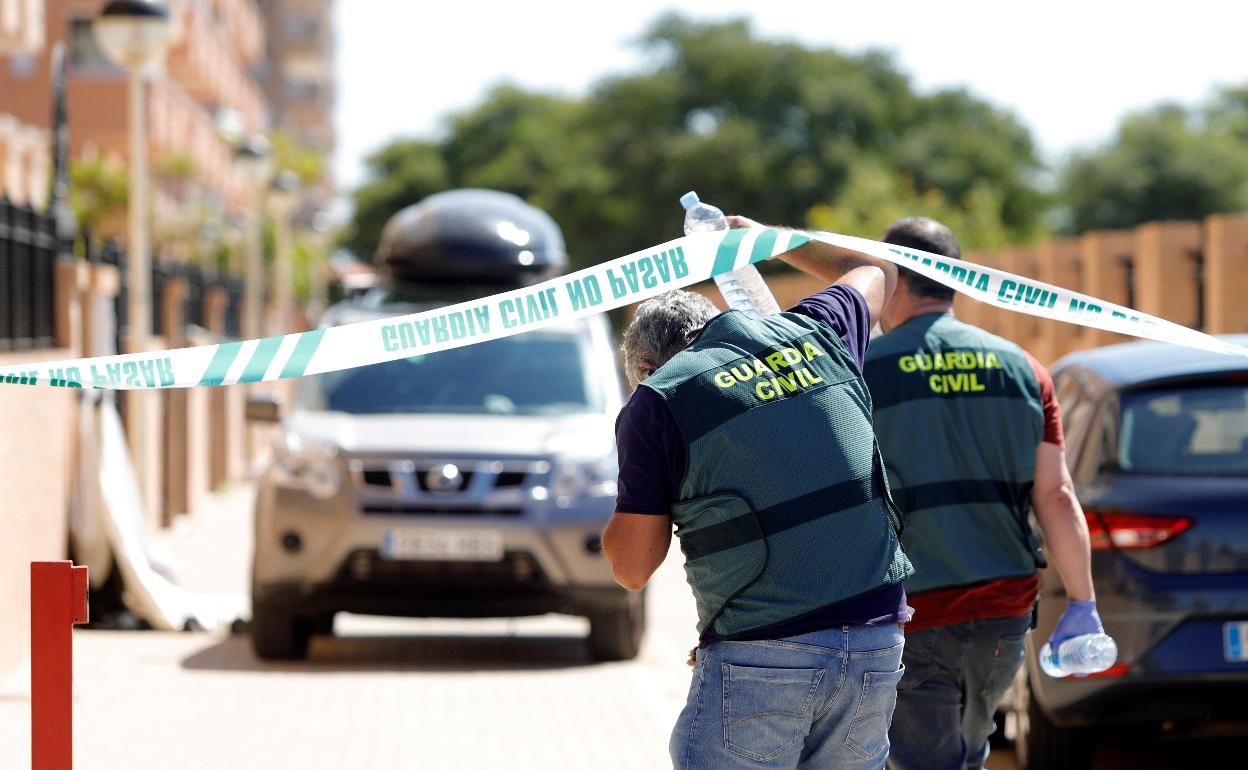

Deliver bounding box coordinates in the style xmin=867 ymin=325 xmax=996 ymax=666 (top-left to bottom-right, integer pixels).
xmin=2 ymin=227 xmax=1246 ymax=390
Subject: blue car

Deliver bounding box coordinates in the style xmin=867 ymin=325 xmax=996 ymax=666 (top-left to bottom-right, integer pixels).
xmin=1007 ymin=335 xmax=1248 ymax=769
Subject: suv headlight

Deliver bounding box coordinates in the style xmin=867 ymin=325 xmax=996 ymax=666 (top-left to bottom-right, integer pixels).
xmin=550 ymin=455 xmax=618 ymax=509
xmin=276 ymin=435 xmax=342 ymax=501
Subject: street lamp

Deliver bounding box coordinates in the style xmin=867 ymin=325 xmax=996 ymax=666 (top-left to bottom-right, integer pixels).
xmin=234 ymin=135 xmax=272 ymax=339
xmin=94 ymin=0 xmax=173 ymax=352
xmin=95 ymin=1 xmax=173 ymax=522
xmin=268 ymin=170 xmax=300 ymax=333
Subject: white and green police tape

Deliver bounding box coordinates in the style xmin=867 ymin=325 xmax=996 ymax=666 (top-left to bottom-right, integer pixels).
xmin=3 ymin=227 xmax=1246 ymax=390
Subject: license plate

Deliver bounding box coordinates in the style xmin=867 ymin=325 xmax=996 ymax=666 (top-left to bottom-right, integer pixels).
xmin=1224 ymin=621 xmax=1248 ymax=662
xmin=380 ymin=528 xmax=504 ymax=562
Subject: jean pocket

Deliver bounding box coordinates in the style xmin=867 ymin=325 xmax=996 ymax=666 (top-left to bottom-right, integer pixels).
xmin=980 ymin=630 xmax=1028 ymax=703
xmin=844 ymin=663 xmax=905 ymax=761
xmin=722 ymin=663 xmax=824 ymax=762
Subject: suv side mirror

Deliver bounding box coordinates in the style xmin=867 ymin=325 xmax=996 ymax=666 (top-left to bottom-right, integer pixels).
xmin=246 ymin=392 xmax=286 ymax=422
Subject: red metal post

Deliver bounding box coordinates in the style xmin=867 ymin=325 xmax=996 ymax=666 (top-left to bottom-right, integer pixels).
xmin=31 ymin=561 xmax=89 ymax=770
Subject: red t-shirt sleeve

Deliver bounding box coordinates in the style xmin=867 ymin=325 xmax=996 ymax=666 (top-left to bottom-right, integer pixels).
xmin=1024 ymin=352 xmax=1064 ymax=448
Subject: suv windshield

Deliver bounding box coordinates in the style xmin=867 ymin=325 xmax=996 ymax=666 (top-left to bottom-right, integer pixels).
xmin=1118 ymin=384 xmax=1248 ymax=476
xmin=300 ymin=330 xmax=605 ymax=416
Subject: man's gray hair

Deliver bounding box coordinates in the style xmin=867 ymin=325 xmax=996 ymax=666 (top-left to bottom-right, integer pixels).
xmin=621 ymin=290 xmax=720 ymax=388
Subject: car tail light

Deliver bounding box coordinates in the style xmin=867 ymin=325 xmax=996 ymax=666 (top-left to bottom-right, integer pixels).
xmin=1085 ymin=511 xmax=1194 ymax=550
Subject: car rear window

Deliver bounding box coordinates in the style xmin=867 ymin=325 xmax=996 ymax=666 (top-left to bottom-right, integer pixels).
xmin=1118 ymin=384 xmax=1248 ymax=476
xmin=299 ymin=330 xmax=606 ymax=416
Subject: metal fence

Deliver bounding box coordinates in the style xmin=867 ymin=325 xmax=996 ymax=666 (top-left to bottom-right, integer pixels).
xmin=85 ymin=236 xmax=244 ymax=354
xmin=0 ymin=197 xmax=59 ymax=351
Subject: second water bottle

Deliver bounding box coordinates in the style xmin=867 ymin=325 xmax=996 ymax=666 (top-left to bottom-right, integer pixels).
xmin=680 ymin=191 xmax=781 ymax=319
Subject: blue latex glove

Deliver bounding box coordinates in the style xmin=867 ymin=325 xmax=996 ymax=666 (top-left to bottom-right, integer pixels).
xmin=1048 ymin=599 xmax=1104 ymax=655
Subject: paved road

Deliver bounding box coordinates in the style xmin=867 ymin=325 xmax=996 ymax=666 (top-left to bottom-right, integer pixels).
xmin=992 ymin=731 xmax=1248 ymax=770
xmin=1 ymin=518 xmax=702 ymax=769
xmin=3 ymin=484 xmax=1244 ymax=768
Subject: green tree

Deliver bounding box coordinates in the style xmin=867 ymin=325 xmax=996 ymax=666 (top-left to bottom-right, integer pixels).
xmin=808 ymin=163 xmax=1010 ymax=251
xmin=69 ymin=156 xmax=128 ymax=239
xmin=340 ymin=139 xmax=448 ymax=260
xmin=1059 ymin=91 xmax=1248 ymax=234
xmin=344 ymin=15 xmax=1047 ymax=269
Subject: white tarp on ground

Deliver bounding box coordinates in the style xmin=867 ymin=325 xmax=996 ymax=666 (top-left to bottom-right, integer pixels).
xmin=96 ymin=397 xmax=245 ymax=631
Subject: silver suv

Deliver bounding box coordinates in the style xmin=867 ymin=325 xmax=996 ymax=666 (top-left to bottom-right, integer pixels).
xmin=248 ymin=305 xmax=639 ymax=661
xmin=247 ymin=190 xmax=641 ymax=661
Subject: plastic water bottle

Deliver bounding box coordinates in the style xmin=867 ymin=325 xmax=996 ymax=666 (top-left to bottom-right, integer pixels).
xmin=680 ymin=191 xmax=781 ymax=318
xmin=1039 ymin=633 xmax=1118 ymax=677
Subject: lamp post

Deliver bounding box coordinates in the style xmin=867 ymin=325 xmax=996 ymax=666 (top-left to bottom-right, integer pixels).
xmin=95 ymin=1 xmax=173 ymax=524
xmin=268 ymin=170 xmax=300 ymax=333
xmin=234 ymin=135 xmax=272 ymax=339
xmin=94 ymin=0 xmax=173 ymax=353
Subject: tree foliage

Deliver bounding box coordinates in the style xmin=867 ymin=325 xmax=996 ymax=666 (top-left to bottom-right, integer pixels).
xmin=69 ymin=156 xmax=128 ymax=239
xmin=343 ymin=15 xmax=1048 ymax=268
xmin=1059 ymin=89 xmax=1248 ymax=234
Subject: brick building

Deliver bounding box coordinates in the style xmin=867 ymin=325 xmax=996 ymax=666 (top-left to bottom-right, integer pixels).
xmin=0 ymin=0 xmax=50 ymax=206
xmin=258 ymin=0 xmax=335 ymax=214
xmin=0 ymin=0 xmax=269 ymax=229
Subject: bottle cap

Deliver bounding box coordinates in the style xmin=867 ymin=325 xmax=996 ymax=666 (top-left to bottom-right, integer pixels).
xmin=679 ymin=191 xmax=700 ymax=209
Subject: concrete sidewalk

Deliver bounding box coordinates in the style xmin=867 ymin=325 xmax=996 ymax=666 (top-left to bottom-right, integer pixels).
xmin=1 ymin=482 xmax=697 ymax=769
xmin=149 ymin=482 xmax=255 ymax=603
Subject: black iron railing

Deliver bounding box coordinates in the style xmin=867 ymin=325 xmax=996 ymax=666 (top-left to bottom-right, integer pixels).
xmin=0 ymin=198 xmax=58 ymax=351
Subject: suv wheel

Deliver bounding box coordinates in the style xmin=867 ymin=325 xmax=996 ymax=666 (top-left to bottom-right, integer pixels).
xmin=1015 ymin=669 xmax=1093 ymax=770
xmin=251 ymin=596 xmax=313 ymax=661
xmin=586 ymin=590 xmax=645 ymax=662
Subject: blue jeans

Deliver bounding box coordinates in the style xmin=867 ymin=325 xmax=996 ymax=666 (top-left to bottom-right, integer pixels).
xmin=886 ymin=614 xmax=1032 ymax=770
xmin=670 ymin=624 xmax=905 ymax=770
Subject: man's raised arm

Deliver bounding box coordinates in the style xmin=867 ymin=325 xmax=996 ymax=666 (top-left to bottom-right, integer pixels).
xmin=725 ymin=215 xmax=898 ymax=324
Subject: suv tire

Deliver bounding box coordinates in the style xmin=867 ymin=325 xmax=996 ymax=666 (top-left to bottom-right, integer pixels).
xmin=251 ymin=597 xmax=312 ymax=661
xmin=587 ymin=591 xmax=645 ymax=662
xmin=1017 ymin=672 xmax=1093 ymax=770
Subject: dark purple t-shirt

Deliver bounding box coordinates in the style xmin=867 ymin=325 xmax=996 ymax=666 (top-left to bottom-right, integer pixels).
xmin=614 ymin=285 xmax=912 ymax=639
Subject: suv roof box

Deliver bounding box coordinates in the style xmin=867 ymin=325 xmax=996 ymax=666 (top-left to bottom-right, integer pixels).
xmin=375 ymin=189 xmax=568 ymax=288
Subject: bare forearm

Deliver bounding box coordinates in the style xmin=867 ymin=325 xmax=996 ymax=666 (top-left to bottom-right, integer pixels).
xmin=723 ymin=216 xmax=897 ymax=319
xmin=602 ymin=512 xmax=671 ymax=590
xmin=1032 ymin=486 xmax=1095 ymax=602
xmin=778 ymin=242 xmax=896 ymax=289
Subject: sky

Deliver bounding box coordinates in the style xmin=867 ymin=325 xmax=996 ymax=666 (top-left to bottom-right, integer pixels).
xmin=332 ymin=1 xmax=1248 ymax=192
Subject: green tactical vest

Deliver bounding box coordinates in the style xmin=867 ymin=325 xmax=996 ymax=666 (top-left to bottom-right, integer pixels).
xmin=641 ymin=310 xmax=913 ymax=640
xmin=864 ymin=313 xmax=1046 ymax=596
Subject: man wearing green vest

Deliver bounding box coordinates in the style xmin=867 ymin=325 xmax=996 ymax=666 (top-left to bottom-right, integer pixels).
xmin=603 ymin=220 xmax=914 ymax=770
xmin=862 ymin=218 xmax=1100 ymax=770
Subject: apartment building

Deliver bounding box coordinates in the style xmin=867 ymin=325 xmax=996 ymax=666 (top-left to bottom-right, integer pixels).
xmin=0 ymin=0 xmax=50 ymax=205
xmin=258 ymin=0 xmax=334 ymax=212
xmin=0 ymin=0 xmax=270 ymax=228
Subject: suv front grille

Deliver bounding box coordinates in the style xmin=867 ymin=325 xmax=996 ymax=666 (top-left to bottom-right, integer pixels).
xmin=361 ymin=503 xmax=523 ymax=517
xmin=495 ymin=471 xmax=527 ymax=488
xmin=345 ymin=456 xmax=549 ymax=516
xmin=415 ymin=469 xmax=477 ymax=492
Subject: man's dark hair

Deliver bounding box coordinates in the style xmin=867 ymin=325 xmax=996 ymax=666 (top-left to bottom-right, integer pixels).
xmin=882 ymin=217 xmax=961 ymax=302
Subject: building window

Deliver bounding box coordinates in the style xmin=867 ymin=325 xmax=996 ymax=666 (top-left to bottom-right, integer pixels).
xmin=67 ymin=17 xmax=122 ymax=75
xmin=283 ymin=17 xmax=321 ymax=41
xmin=284 ymin=79 xmax=323 ymax=102
xmin=8 ymin=53 xmax=36 ymax=80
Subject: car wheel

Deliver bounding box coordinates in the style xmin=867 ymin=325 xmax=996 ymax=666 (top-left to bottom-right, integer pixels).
xmin=251 ymin=597 xmax=312 ymax=661
xmin=1015 ymin=669 xmax=1093 ymax=770
xmin=586 ymin=590 xmax=645 ymax=662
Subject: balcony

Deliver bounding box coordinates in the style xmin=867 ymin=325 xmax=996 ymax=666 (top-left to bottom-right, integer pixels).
xmin=0 ymin=0 xmax=43 ymax=56
xmin=146 ymin=77 xmax=249 ymax=209
xmin=209 ymin=0 xmax=264 ymax=65
xmin=166 ymin=0 xmax=267 ymax=130
xmin=0 ymin=113 xmax=50 ymax=206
